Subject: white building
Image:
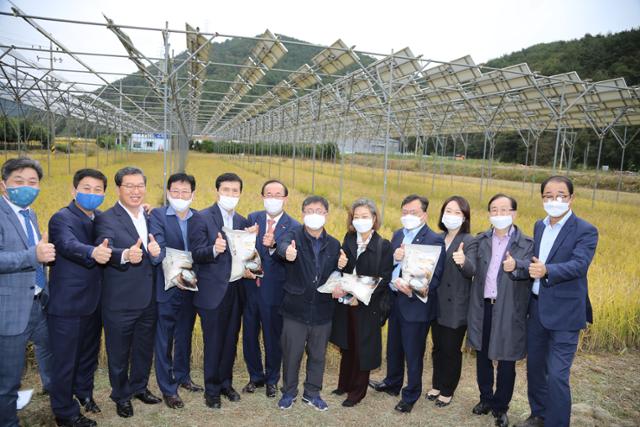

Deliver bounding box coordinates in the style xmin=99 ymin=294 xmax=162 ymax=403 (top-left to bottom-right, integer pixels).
xmin=337 ymin=137 xmax=400 ymax=154
xmin=129 ymin=133 xmax=167 ymax=152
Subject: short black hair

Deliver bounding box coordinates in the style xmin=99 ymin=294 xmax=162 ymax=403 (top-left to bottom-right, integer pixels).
xmin=541 ymin=175 xmax=574 ymax=195
xmin=487 ymin=193 xmax=517 ymax=211
xmin=401 ymin=194 xmax=429 ymax=212
xmin=215 ymin=172 xmax=243 ymax=192
xmin=114 ymin=166 xmax=146 ymax=187
xmin=73 ymin=168 xmax=107 ymax=190
xmin=302 ymin=195 xmax=329 ymax=212
xmin=261 ymin=179 xmax=288 ymax=196
xmin=438 ymin=195 xmax=471 ymax=234
xmin=167 ymin=173 xmax=196 ymax=192
xmin=1 ymin=157 xmax=43 ymax=181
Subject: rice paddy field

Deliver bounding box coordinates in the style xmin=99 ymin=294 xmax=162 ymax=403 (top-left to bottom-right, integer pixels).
xmin=11 ymin=150 xmax=640 ymax=426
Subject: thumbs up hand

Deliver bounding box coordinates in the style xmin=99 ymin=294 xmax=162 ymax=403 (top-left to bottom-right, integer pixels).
xmin=127 ymin=238 xmax=143 ymax=264
xmin=214 ymin=232 xmax=227 ymax=255
xmin=92 ymin=238 xmax=112 ymax=264
xmin=147 ymin=233 xmax=161 ymax=257
xmin=452 ymin=242 xmax=465 ymax=266
xmin=528 ymin=256 xmax=547 ymax=279
xmin=394 ymin=243 xmax=405 ymax=262
xmin=36 ymin=232 xmax=56 ymax=263
xmin=502 ymin=251 xmax=516 ymax=273
xmin=338 ymin=249 xmax=348 ymax=269
xmin=285 ymin=240 xmax=297 ymax=262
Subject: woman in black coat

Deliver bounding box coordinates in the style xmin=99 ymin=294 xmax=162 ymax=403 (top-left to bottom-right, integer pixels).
xmin=426 ymin=196 xmax=477 ymax=407
xmin=330 ymin=198 xmax=393 ymax=407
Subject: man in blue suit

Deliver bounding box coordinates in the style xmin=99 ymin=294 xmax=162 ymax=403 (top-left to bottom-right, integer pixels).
xmin=0 ymin=157 xmax=55 ymax=427
xmin=47 ymin=168 xmax=110 ymax=427
xmin=516 ymin=176 xmax=598 ymax=427
xmin=149 ymin=173 xmax=202 ymax=410
xmin=189 ymin=172 xmax=252 ymax=409
xmin=369 ymin=194 xmax=444 ymax=413
xmin=94 ymin=167 xmax=162 ymax=418
xmin=241 ymin=179 xmax=300 ymax=398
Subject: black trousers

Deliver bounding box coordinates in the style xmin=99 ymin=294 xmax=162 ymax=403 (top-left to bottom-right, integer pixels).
xmin=102 ymin=301 xmax=156 ymax=404
xmin=431 ymin=322 xmax=466 ymax=397
xmin=476 ymin=302 xmax=516 ymax=413
xmin=337 ymin=306 xmax=370 ymax=403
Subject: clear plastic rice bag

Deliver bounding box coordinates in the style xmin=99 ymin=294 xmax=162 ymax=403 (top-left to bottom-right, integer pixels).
xmin=317 ymin=271 xmax=382 ymax=306
xmin=162 ymin=247 xmax=198 ymax=291
xmin=223 ymin=226 xmax=263 ymax=282
xmin=397 ymin=244 xmax=441 ymax=302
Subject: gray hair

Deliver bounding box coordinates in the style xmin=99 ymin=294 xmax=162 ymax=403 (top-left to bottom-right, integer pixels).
xmin=348 ymin=198 xmax=381 ymax=232
xmin=114 ymin=166 xmax=146 ymax=187
xmin=1 ymin=157 xmax=43 ymax=181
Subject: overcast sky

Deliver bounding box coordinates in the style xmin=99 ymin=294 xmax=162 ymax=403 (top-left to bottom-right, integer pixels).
xmin=1 ymin=0 xmax=639 ymax=86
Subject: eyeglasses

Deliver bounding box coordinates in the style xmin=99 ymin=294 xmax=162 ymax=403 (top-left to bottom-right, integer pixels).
xmin=168 ymin=190 xmax=192 ymax=197
xmin=303 ymin=209 xmax=327 ymax=215
xmin=263 ymin=194 xmax=286 ymax=199
xmin=542 ymin=194 xmax=570 ymax=202
xmin=401 ymin=210 xmax=423 ymax=216
xmin=121 ymin=184 xmax=146 ymax=191
xmin=489 ymin=208 xmax=514 ymax=215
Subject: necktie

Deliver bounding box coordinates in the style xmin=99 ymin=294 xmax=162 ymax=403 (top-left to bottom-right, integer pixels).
xmin=19 ymin=209 xmax=45 ymax=293
xmin=267 ymin=218 xmax=275 ymax=234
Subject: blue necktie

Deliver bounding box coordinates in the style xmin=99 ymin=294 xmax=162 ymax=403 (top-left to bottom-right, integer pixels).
xmin=19 ymin=209 xmax=45 ymax=292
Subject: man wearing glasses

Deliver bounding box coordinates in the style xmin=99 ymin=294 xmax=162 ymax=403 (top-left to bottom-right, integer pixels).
xmin=516 ymin=176 xmax=598 ymax=427
xmin=276 ymin=195 xmax=341 ymax=411
xmin=241 ymin=180 xmax=300 ymax=398
xmin=94 ymin=167 xmax=162 ymax=418
xmin=466 ymin=193 xmax=533 ymax=427
xmin=148 ymin=173 xmax=203 ymax=410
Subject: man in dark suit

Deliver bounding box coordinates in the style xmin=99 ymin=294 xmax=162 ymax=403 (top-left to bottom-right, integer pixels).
xmin=149 ymin=173 xmax=202 ymax=410
xmin=47 ymin=168 xmax=110 ymax=427
xmin=189 ymin=172 xmax=252 ymax=409
xmin=241 ymin=179 xmax=299 ymax=398
xmin=94 ymin=167 xmax=162 ymax=418
xmin=516 ymin=176 xmax=598 ymax=427
xmin=0 ymin=157 xmax=54 ymax=427
xmin=369 ymin=194 xmax=444 ymax=413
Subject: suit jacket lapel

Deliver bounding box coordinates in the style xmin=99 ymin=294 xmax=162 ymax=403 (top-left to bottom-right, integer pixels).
xmin=546 ymin=215 xmax=576 ymax=262
xmin=446 ymin=232 xmax=463 ymax=256
xmin=69 ymin=201 xmax=94 ymax=240
xmin=1 ymin=196 xmax=30 ymax=247
xmin=211 ymin=203 xmax=224 ymax=231
xmin=412 ymin=225 xmax=429 ymax=244
xmin=274 ymin=212 xmax=291 ymax=240
xmin=345 ymin=232 xmax=358 ymax=257
xmin=114 ymin=202 xmax=143 ymax=248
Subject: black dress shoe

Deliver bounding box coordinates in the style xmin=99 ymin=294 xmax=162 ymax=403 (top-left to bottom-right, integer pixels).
xmin=514 ymin=415 xmax=545 ymax=427
xmin=55 ymin=414 xmax=97 ymax=427
xmin=221 ymin=387 xmax=241 ymax=402
xmin=368 ymin=380 xmax=400 ymax=396
xmin=180 ymin=380 xmax=204 ymax=393
xmin=116 ymin=400 xmax=133 ymax=418
xmin=242 ymin=381 xmax=265 ymax=393
xmin=494 ymin=411 xmax=509 ymax=427
xmin=134 ymin=388 xmax=162 ymax=404
xmin=425 ymin=390 xmax=440 ymax=401
xmin=205 ymin=394 xmax=221 ymax=409
xmin=435 ymin=396 xmax=453 ymax=407
xmin=472 ymin=401 xmax=492 ymax=415
xmin=394 ymin=400 xmax=414 ymax=413
xmin=342 ymin=399 xmax=357 ymax=407
xmin=266 ymin=384 xmax=277 ymax=398
xmin=331 ymin=388 xmax=346 ymax=396
xmin=163 ymin=394 xmax=184 ymax=409
xmin=76 ymin=396 xmax=101 ymax=413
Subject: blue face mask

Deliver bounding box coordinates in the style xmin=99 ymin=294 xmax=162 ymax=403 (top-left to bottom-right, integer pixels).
xmin=75 ymin=192 xmax=105 ymax=211
xmin=6 ymin=186 xmax=40 ymax=208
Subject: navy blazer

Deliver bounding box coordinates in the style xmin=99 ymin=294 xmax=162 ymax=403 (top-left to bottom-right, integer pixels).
xmin=94 ymin=202 xmax=158 ymax=311
xmin=245 ymin=210 xmax=300 ymax=306
xmin=189 ymin=203 xmax=248 ymax=311
xmin=47 ymin=201 xmax=102 ymax=317
xmin=390 ymin=224 xmax=445 ymax=323
xmin=148 ymin=205 xmax=198 ymax=304
xmin=532 ymin=213 xmax=598 ymax=331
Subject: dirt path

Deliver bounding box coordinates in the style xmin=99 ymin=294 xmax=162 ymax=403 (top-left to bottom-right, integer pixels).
xmin=18 ymin=350 xmax=640 ymax=426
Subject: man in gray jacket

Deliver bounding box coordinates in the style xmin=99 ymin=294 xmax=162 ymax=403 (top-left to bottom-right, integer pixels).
xmin=0 ymin=158 xmax=56 ymax=427
xmin=467 ymin=193 xmax=533 ymax=427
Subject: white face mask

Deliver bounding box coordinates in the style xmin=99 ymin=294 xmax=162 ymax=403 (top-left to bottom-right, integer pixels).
xmin=352 ymin=218 xmax=373 ymax=234
xmin=304 ymin=213 xmax=326 ymax=230
xmin=543 ymin=200 xmax=570 ymax=218
xmin=218 ymin=195 xmax=239 ymax=211
xmin=490 ymin=215 xmax=513 ymax=230
xmin=401 ymin=214 xmax=423 ymax=230
xmin=442 ymin=214 xmax=463 ymax=231
xmin=263 ymin=198 xmax=284 ymax=216
xmin=167 ymin=195 xmax=192 ymax=213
